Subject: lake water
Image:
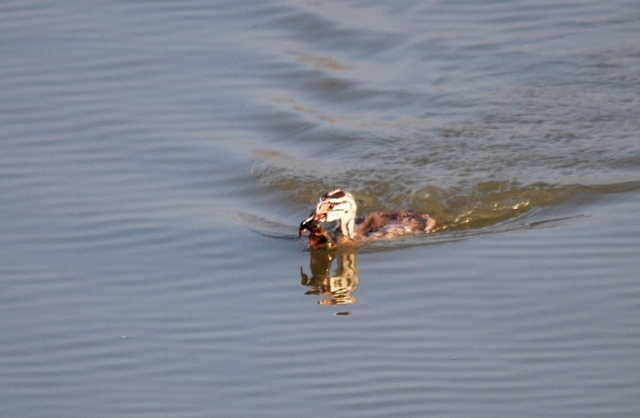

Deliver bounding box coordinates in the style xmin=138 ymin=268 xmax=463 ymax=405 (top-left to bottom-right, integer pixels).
xmin=2 ymin=1 xmax=640 ymax=417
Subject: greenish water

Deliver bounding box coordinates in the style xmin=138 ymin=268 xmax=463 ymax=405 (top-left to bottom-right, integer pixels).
xmin=1 ymin=1 xmax=639 ymax=417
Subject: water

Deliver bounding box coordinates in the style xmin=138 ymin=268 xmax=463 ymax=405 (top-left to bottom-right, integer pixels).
xmin=1 ymin=0 xmax=639 ymax=417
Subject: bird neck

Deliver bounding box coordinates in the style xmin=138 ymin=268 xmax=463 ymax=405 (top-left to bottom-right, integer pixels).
xmin=339 ymin=209 xmax=356 ymax=240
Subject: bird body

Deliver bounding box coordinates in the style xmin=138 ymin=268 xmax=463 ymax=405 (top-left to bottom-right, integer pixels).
xmin=352 ymin=209 xmax=435 ymax=240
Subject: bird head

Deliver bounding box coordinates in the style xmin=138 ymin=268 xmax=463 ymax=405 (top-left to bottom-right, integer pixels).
xmin=313 ymin=189 xmax=357 ymax=239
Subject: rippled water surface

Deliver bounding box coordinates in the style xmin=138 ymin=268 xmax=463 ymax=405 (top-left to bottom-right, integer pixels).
xmin=2 ymin=0 xmax=640 ymax=417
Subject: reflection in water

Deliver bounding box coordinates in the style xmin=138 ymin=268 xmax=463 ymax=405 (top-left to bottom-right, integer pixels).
xmin=300 ymin=252 xmax=359 ymax=305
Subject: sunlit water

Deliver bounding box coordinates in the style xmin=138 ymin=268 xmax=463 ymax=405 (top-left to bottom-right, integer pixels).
xmin=1 ymin=1 xmax=639 ymax=417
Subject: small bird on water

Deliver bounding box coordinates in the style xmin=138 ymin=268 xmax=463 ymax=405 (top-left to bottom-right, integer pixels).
xmin=299 ymin=189 xmax=435 ymax=249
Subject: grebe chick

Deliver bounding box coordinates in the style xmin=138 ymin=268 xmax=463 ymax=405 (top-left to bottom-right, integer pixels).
xmin=299 ymin=213 xmax=337 ymax=250
xmin=313 ymin=189 xmax=436 ymax=242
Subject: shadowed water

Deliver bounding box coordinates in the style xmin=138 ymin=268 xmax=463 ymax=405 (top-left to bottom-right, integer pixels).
xmin=1 ymin=0 xmax=639 ymax=417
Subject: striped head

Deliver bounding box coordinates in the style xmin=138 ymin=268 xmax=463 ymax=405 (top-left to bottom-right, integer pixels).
xmin=315 ymin=189 xmax=357 ymax=239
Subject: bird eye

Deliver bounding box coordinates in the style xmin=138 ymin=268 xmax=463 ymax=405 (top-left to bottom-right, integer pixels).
xmin=329 ymin=204 xmax=334 ymax=209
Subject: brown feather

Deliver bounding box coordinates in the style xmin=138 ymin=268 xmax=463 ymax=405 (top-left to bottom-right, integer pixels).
xmin=354 ymin=210 xmax=435 ymax=240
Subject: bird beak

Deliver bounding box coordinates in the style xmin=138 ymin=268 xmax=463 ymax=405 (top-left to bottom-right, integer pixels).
xmin=298 ymin=213 xmax=315 ymax=239
xmin=298 ymin=221 xmax=307 ymax=239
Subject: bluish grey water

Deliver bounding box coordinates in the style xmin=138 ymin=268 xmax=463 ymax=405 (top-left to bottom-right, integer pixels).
xmin=1 ymin=1 xmax=639 ymax=417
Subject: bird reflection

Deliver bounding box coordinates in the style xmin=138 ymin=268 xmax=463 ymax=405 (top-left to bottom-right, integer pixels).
xmin=300 ymin=252 xmax=358 ymax=305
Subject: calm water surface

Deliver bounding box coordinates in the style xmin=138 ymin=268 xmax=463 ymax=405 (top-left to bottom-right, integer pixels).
xmin=1 ymin=0 xmax=640 ymax=417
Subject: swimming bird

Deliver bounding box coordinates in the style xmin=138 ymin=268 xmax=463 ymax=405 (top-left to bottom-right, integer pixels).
xmin=311 ymin=189 xmax=436 ymax=243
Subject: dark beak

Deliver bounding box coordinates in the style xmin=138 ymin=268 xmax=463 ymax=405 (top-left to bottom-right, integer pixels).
xmin=298 ymin=213 xmax=315 ymax=239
